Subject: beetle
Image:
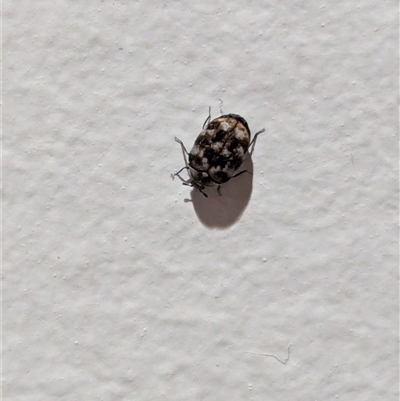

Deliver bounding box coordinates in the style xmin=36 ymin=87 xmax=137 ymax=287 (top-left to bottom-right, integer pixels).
xmin=174 ymin=109 xmax=265 ymax=197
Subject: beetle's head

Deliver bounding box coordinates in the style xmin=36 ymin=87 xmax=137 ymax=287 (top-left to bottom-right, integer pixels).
xmin=189 ymin=167 xmax=215 ymax=188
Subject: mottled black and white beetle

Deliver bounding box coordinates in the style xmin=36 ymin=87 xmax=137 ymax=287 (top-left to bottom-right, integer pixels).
xmin=173 ymin=109 xmax=265 ymax=197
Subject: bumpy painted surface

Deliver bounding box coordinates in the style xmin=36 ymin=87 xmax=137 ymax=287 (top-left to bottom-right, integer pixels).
xmin=4 ymin=1 xmax=398 ymax=400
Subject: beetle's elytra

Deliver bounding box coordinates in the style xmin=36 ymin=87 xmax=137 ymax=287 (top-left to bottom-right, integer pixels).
xmin=174 ymin=109 xmax=265 ymax=197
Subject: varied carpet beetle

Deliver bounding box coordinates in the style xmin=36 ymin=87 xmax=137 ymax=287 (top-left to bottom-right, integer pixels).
xmin=174 ymin=109 xmax=265 ymax=197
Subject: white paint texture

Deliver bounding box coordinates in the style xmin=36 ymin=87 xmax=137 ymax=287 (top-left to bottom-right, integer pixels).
xmin=4 ymin=1 xmax=398 ymax=400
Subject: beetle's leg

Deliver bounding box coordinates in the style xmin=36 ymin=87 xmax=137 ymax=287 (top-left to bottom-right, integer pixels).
xmin=173 ymin=167 xmax=192 ymax=184
xmin=173 ymin=137 xmax=192 ymax=182
xmin=217 ymin=185 xmax=222 ymax=196
xmin=172 ymin=166 xmax=189 ymax=181
xmin=218 ymin=99 xmax=224 ymax=115
xmin=174 ymin=166 xmax=189 ymax=175
xmin=175 ymin=137 xmax=190 ymax=156
xmin=183 ymin=182 xmax=208 ymax=197
xmin=174 ymin=136 xmax=191 ymax=169
xmin=202 ymin=106 xmax=212 ymax=129
xmin=232 ymin=170 xmax=252 ymax=179
xmin=199 ymin=188 xmax=208 ymax=198
xmin=249 ymin=128 xmax=265 ymax=155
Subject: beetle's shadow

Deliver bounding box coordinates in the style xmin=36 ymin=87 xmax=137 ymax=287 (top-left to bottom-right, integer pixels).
xmin=187 ymin=156 xmax=255 ymax=228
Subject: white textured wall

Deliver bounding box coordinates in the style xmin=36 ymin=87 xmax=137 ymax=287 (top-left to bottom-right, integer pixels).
xmin=4 ymin=1 xmax=398 ymax=400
